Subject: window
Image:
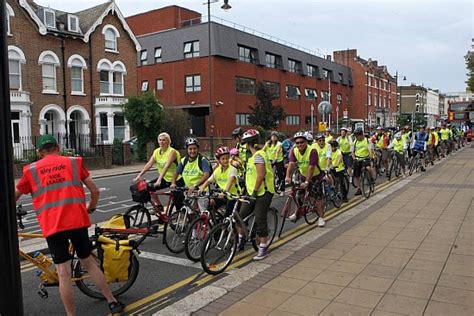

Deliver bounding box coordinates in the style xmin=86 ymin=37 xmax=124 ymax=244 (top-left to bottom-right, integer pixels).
xmin=68 ymin=55 xmax=87 ymax=94
xmin=288 ymin=59 xmax=302 ymax=74
xmin=305 ymin=115 xmax=316 ymax=125
xmin=321 ymin=90 xmax=329 ymax=101
xmin=184 ymin=41 xmax=199 ymax=58
xmin=156 ymin=79 xmax=163 ymax=90
xmin=185 ymin=75 xmax=201 ymax=92
xmin=235 ymin=77 xmax=256 ymax=94
xmin=11 ymin=111 xmax=20 ymax=143
xmin=103 ymin=25 xmax=120 ymax=51
xmin=368 ymin=92 xmax=372 ymax=106
xmin=263 ymin=81 xmax=280 ymax=98
xmin=339 ymin=73 xmax=343 ymax=82
xmin=265 ymin=53 xmax=281 ymax=69
xmin=39 ymin=51 xmax=60 ymax=93
xmin=307 ymin=64 xmax=317 ymax=78
xmin=154 ymin=47 xmax=162 ymax=63
xmin=286 ymin=85 xmax=301 ymax=99
xmin=113 ymin=72 xmax=123 ymax=95
xmin=236 ymin=113 xmax=250 ymax=126
xmin=141 ymin=81 xmax=149 ymax=92
xmin=114 ymin=113 xmax=125 ymax=140
xmin=368 ymin=76 xmax=372 ymax=87
xmin=98 ymin=59 xmax=126 ymax=96
xmin=100 ymin=70 xmax=110 ymax=94
xmin=305 ymin=88 xmax=317 ymax=101
xmin=99 ymin=113 xmax=108 ymax=141
xmin=44 ymin=9 xmax=56 ymax=29
xmin=8 ymin=47 xmax=25 ymax=90
xmin=336 ymin=93 xmax=343 ymax=105
xmin=286 ymin=115 xmax=300 ymax=125
xmin=140 ymin=50 xmax=148 ymax=66
xmin=238 ymin=45 xmax=257 ymax=63
xmin=6 ymin=3 xmax=14 ymax=36
xmin=68 ymin=15 xmax=79 ymax=32
xmin=322 ymin=69 xmax=329 ymax=80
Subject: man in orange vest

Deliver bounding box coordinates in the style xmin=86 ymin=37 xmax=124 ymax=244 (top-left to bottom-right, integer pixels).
xmin=15 ymin=135 xmax=124 ymax=315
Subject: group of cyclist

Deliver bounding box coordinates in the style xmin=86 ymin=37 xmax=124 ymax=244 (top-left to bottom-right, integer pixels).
xmin=134 ymin=121 xmax=467 ymax=262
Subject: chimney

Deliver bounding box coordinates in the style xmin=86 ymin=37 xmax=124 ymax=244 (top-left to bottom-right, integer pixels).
xmin=326 ymin=55 xmax=332 ymax=61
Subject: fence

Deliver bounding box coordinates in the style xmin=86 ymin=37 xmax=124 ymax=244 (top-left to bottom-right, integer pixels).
xmin=12 ymin=133 xmax=105 ymax=163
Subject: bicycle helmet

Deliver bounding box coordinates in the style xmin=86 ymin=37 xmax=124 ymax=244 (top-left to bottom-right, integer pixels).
xmin=315 ymin=133 xmax=325 ymax=141
xmin=229 ymin=147 xmax=239 ymax=156
xmin=305 ymin=131 xmax=313 ymax=142
xmin=395 ymin=132 xmax=402 ymax=139
xmin=215 ymin=146 xmax=230 ymax=158
xmin=293 ymin=131 xmax=307 ymax=141
xmin=430 ymin=126 xmax=435 ymax=130
xmin=185 ymin=137 xmax=199 ymax=147
xmin=340 ymin=127 xmax=349 ymax=132
xmin=329 ymin=140 xmax=339 ymax=147
xmin=376 ymin=126 xmax=383 ymax=131
xmin=242 ymin=129 xmax=259 ymax=143
xmin=270 ymin=131 xmax=279 ymax=137
xmin=354 ymin=128 xmax=364 ymax=135
xmin=231 ymin=127 xmax=243 ymax=137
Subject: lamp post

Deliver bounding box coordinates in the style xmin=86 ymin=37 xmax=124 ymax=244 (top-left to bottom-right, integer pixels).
xmin=310 ymin=103 xmax=314 ymax=134
xmin=365 ymin=71 xmax=369 ymax=131
xmin=207 ymin=0 xmax=231 ymax=156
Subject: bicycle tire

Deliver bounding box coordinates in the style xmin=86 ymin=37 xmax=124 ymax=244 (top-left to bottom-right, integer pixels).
xmin=200 ymin=222 xmax=237 ymax=275
xmin=361 ymin=171 xmax=371 ymax=198
xmin=332 ymin=192 xmax=342 ymax=208
xmin=74 ymin=247 xmax=140 ymax=299
xmin=124 ymin=204 xmax=151 ymax=228
xmin=387 ymin=159 xmax=394 ymax=181
xmin=304 ymin=193 xmax=320 ymax=225
xmin=163 ymin=207 xmax=190 ymax=254
xmin=184 ymin=216 xmax=211 ymax=262
xmin=278 ymin=196 xmax=294 ymax=238
xmin=343 ymin=174 xmax=350 ymax=195
xmin=408 ymin=157 xmax=416 ymax=175
xmin=251 ymin=207 xmax=278 ymax=251
xmin=394 ymin=158 xmax=402 ymax=177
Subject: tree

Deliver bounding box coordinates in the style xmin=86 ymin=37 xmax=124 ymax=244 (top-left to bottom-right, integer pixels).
xmin=248 ymin=82 xmax=285 ymax=131
xmin=161 ymin=108 xmax=191 ymax=151
xmin=466 ymin=52 xmax=474 ymax=92
xmin=123 ymin=92 xmax=164 ymax=160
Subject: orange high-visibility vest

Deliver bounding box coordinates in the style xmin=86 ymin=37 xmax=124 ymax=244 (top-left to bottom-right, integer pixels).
xmin=23 ymin=155 xmax=90 ymax=237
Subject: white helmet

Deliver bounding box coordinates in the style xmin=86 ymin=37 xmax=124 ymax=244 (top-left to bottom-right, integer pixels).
xmin=293 ymin=131 xmax=307 ymax=141
xmin=395 ymin=132 xmax=402 ymax=139
xmin=305 ymin=131 xmax=313 ymax=142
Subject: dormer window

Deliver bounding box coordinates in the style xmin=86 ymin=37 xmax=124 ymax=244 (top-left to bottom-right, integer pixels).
xmin=44 ymin=9 xmax=56 ymax=29
xmin=6 ymin=3 xmax=14 ymax=36
xmin=68 ymin=15 xmax=79 ymax=33
xmin=102 ymin=25 xmax=120 ymax=52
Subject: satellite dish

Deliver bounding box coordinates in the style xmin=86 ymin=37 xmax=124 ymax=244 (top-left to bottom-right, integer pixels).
xmin=318 ymin=101 xmax=332 ymax=115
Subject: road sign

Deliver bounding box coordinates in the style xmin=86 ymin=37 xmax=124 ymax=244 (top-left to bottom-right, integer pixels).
xmin=318 ymin=122 xmax=327 ymax=131
xmin=317 ymin=101 xmax=332 ymax=115
xmin=343 ymin=110 xmax=348 ymax=118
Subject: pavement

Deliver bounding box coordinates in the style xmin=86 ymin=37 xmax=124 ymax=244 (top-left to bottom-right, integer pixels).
xmin=154 ymin=146 xmax=474 ymax=316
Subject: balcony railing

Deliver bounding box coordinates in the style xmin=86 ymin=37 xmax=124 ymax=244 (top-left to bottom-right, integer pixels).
xmin=95 ymin=96 xmax=127 ymax=106
xmin=10 ymin=91 xmax=31 ymax=103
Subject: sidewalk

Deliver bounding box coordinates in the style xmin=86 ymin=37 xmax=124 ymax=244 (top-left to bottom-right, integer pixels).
xmin=163 ymin=147 xmax=474 ymax=316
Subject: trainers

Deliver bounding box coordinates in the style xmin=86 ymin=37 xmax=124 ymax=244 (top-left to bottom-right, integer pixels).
xmin=279 ymin=191 xmax=285 ymax=197
xmin=354 ymin=189 xmax=362 ymax=196
xmin=237 ymin=237 xmax=246 ymax=251
xmin=288 ymin=212 xmax=298 ymax=222
xmin=109 ymin=301 xmax=125 ymax=314
xmin=318 ymin=218 xmax=325 ymax=227
xmin=253 ymin=245 xmax=269 ymax=260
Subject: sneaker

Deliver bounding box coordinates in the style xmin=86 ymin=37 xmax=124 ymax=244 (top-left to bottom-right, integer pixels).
xmin=109 ymin=301 xmax=125 ymax=314
xmin=354 ymin=189 xmax=362 ymax=196
xmin=402 ymin=174 xmax=406 ymax=179
xmin=318 ymin=218 xmax=325 ymax=227
xmin=253 ymin=245 xmax=269 ymax=260
xmin=279 ymin=191 xmax=285 ymax=197
xmin=237 ymin=237 xmax=246 ymax=251
xmin=288 ymin=212 xmax=298 ymax=222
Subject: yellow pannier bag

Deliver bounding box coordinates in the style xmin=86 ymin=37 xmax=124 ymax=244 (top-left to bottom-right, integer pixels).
xmin=98 ymin=235 xmax=133 ymax=283
xmin=101 ymin=214 xmax=129 ymax=229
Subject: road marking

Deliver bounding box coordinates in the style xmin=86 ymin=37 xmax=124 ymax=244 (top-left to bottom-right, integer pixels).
xmin=139 ymin=251 xmax=201 ymax=269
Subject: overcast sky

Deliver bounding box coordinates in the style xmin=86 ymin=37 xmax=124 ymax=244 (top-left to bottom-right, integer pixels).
xmin=36 ymin=0 xmax=472 ymax=92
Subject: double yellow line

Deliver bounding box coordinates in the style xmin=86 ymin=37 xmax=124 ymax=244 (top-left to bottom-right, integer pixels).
xmin=123 ymin=178 xmax=401 ymax=315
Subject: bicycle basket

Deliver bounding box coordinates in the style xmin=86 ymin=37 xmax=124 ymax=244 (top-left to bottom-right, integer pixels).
xmin=130 ymin=180 xmax=150 ymax=203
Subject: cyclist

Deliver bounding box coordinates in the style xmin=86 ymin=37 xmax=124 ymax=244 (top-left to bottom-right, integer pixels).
xmin=328 ymin=140 xmax=349 ymax=203
xmin=313 ymin=133 xmax=335 ymax=191
xmin=15 ymin=134 xmax=124 ymax=315
xmin=426 ymin=127 xmax=436 ymax=165
xmin=263 ymin=131 xmax=285 ymax=196
xmin=134 ymin=132 xmax=182 ymax=212
xmin=232 ymin=127 xmax=250 ymax=166
xmin=412 ymin=125 xmax=428 ymax=172
xmin=439 ymin=123 xmax=450 ymax=156
xmin=324 ymin=128 xmax=333 ymax=144
xmin=371 ymin=126 xmax=390 ymax=177
xmin=402 ymin=126 xmax=413 ymax=157
xmin=239 ymin=129 xmax=274 ymax=260
xmin=281 ymin=134 xmax=294 ymax=166
xmin=432 ymin=126 xmax=440 ymax=160
xmin=337 ymin=127 xmax=353 ymax=181
xmin=387 ymin=132 xmax=407 ymax=177
xmin=351 ymin=128 xmax=376 ymax=196
xmin=285 ymin=131 xmax=326 ymax=227
xmin=171 ymin=137 xmax=211 ymax=192
xmin=199 ymin=146 xmax=240 ymax=217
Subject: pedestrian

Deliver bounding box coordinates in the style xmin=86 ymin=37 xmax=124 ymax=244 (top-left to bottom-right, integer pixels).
xmin=15 ymin=134 xmax=124 ymax=315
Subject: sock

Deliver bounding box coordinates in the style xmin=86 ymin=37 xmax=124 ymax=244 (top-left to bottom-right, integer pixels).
xmin=259 ymin=242 xmax=268 ymax=248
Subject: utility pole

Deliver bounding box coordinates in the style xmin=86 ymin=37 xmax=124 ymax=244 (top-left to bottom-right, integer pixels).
xmin=0 ymin=1 xmax=24 ymax=314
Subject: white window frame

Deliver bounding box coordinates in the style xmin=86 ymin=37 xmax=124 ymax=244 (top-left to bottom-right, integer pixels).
xmin=38 ymin=51 xmax=60 ymax=94
xmin=154 ymin=47 xmax=162 ymax=63
xmin=8 ymin=46 xmax=25 ymax=91
xmin=6 ymin=3 xmax=14 ymax=36
xmin=97 ymin=59 xmax=127 ymax=96
xmin=305 ymin=88 xmax=317 ymax=101
xmin=67 ymin=54 xmax=87 ymax=95
xmin=102 ymin=25 xmax=120 ymax=53
xmin=141 ymin=81 xmax=149 ymax=92
xmin=185 ymin=75 xmax=201 ymax=92
xmin=44 ymin=9 xmax=56 ymax=29
xmin=68 ymin=14 xmax=79 ymax=33
xmin=286 ymin=115 xmax=300 ymax=126
xmin=140 ymin=50 xmax=148 ymax=66
xmin=236 ymin=113 xmax=250 ymax=126
xmin=184 ymin=41 xmax=200 ymax=58
xmin=156 ymin=79 xmax=163 ymax=91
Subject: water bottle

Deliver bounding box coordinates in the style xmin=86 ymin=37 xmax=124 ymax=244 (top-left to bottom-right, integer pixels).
xmin=33 ymin=252 xmax=55 ymax=283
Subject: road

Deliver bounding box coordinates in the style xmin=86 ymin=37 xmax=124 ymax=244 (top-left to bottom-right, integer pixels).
xmin=19 ymin=171 xmax=395 ymax=315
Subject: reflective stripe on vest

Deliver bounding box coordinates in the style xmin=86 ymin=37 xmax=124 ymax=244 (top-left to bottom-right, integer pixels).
xmin=35 ymin=197 xmax=86 ymax=215
xmin=440 ymin=129 xmax=450 ymax=140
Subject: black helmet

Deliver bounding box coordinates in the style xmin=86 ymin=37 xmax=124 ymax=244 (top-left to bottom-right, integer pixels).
xmin=329 ymin=140 xmax=339 ymax=148
xmin=232 ymin=127 xmax=243 ymax=137
xmin=354 ymin=128 xmax=364 ymax=135
xmin=185 ymin=137 xmax=199 ymax=147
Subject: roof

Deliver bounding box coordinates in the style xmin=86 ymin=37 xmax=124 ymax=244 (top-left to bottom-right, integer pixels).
xmin=75 ymin=2 xmax=112 ymax=34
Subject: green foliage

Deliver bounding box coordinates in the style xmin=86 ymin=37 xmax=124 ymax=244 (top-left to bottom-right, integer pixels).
xmin=161 ymin=108 xmax=191 ymax=150
xmin=397 ymin=113 xmax=427 ymax=128
xmin=248 ymin=82 xmax=285 ymax=130
xmin=466 ymin=53 xmax=474 ymax=92
xmin=112 ymin=138 xmax=123 ymax=165
xmin=123 ymin=92 xmax=164 ymax=160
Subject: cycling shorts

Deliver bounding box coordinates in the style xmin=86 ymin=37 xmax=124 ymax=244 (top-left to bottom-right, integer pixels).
xmin=353 ymin=159 xmax=371 ymax=178
xmin=46 ymin=228 xmax=92 ymax=264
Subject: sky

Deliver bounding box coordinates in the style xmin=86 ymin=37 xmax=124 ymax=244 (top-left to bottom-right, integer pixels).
xmin=35 ymin=0 xmax=473 ymax=93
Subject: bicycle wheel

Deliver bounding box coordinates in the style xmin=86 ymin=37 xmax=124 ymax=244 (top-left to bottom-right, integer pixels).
xmin=303 ymin=192 xmax=320 ymax=225
xmin=394 ymin=158 xmax=402 ymax=177
xmin=200 ymin=222 xmax=237 ymax=275
xmin=361 ymin=170 xmax=372 ymax=198
xmin=387 ymin=159 xmax=394 ymax=181
xmin=343 ymin=174 xmax=350 ymax=195
xmin=184 ymin=216 xmax=211 ymax=262
xmin=163 ymin=207 xmax=190 ymax=253
xmin=278 ymin=196 xmax=295 ymax=237
xmin=124 ymin=205 xmax=151 ymax=228
xmin=408 ymin=157 xmax=416 ymax=175
xmin=251 ymin=207 xmax=278 ymax=251
xmin=332 ymin=192 xmax=342 ymax=208
xmin=74 ymin=247 xmax=140 ymax=299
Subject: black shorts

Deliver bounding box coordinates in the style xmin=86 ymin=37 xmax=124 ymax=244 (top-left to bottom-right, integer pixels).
xmin=149 ymin=178 xmax=185 ymax=191
xmin=46 ymin=228 xmax=92 ymax=264
xmin=353 ymin=159 xmax=371 ymax=178
xmin=342 ymin=153 xmax=353 ymax=168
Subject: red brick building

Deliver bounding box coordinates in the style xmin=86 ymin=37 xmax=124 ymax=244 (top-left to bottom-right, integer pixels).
xmin=333 ymin=49 xmax=397 ymax=127
xmin=127 ymin=6 xmax=353 ymax=139
xmin=7 ymin=0 xmax=140 ymax=157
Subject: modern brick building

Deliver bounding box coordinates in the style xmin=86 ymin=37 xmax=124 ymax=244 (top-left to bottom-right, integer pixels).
xmin=333 ymin=49 xmax=397 ymax=127
xmin=127 ymin=6 xmax=353 ymax=139
xmin=6 ymin=0 xmax=140 ymax=156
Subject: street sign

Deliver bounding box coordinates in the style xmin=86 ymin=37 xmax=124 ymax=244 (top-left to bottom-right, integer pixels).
xmin=318 ymin=122 xmax=327 ymax=131
xmin=317 ymin=101 xmax=332 ymax=115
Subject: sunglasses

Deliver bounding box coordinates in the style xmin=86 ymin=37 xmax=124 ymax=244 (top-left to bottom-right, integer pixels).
xmin=295 ymin=141 xmax=306 ymax=145
xmin=317 ymin=139 xmax=324 ymax=142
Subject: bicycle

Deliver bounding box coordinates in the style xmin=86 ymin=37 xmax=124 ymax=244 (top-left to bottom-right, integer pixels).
xmin=387 ymin=150 xmax=402 ymax=181
xmin=408 ymin=151 xmax=424 ymax=175
xmin=374 ymin=149 xmax=386 ymax=176
xmin=200 ymin=193 xmax=278 ymax=275
xmin=354 ymin=159 xmax=375 ymax=198
xmin=322 ymin=172 xmax=342 ymax=210
xmin=278 ymin=176 xmax=322 ymax=238
xmin=16 ymin=205 xmax=154 ymax=300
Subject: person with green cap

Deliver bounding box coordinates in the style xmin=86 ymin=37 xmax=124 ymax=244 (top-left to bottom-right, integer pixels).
xmin=15 ymin=134 xmax=125 ymax=315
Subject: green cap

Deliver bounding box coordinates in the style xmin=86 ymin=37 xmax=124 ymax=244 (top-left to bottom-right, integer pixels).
xmin=37 ymin=134 xmax=58 ymax=150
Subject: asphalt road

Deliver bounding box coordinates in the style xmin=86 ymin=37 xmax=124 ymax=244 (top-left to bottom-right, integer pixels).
xmin=19 ymin=170 xmax=394 ymax=315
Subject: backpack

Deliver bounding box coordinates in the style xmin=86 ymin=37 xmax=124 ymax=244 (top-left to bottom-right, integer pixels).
xmin=182 ymin=154 xmax=213 ymax=175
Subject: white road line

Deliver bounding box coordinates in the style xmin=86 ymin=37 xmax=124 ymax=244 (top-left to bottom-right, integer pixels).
xmin=139 ymin=251 xmax=201 ymax=268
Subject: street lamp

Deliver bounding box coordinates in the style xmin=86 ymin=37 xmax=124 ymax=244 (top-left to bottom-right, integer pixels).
xmin=365 ymin=71 xmax=369 ymax=131
xmin=395 ymin=72 xmax=406 ymax=127
xmin=207 ymin=0 xmax=231 ymax=157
